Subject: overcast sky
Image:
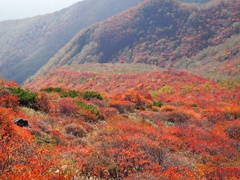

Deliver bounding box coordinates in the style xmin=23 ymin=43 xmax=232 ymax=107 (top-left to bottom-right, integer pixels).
xmin=0 ymin=0 xmax=83 ymax=21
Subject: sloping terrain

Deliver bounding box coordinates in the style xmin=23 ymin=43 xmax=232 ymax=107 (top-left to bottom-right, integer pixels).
xmin=31 ymin=0 xmax=239 ymax=81
xmin=181 ymin=0 xmax=210 ymax=3
xmin=0 ymin=0 xmax=145 ymax=83
xmin=174 ymin=35 xmax=240 ymax=80
xmin=1 ymin=0 xmax=240 ymax=179
xmin=2 ymin=69 xmax=240 ymax=179
xmin=25 ymin=63 xmax=240 ymax=109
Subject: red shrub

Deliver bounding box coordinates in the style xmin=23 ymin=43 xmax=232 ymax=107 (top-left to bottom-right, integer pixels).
xmin=56 ymin=98 xmax=79 ymax=117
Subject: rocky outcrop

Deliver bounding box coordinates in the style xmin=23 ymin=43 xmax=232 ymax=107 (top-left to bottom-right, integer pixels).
xmin=14 ymin=118 xmax=29 ymax=127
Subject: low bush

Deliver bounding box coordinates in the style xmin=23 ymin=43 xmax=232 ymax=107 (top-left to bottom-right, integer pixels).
xmin=60 ymin=90 xmax=78 ymax=98
xmin=153 ymin=101 xmax=163 ymax=107
xmin=225 ymin=125 xmax=240 ymax=140
xmin=191 ymin=104 xmax=198 ymax=108
xmin=40 ymin=87 xmax=62 ymax=93
xmin=77 ymin=101 xmax=100 ymax=116
xmin=35 ymin=134 xmax=60 ymax=145
xmin=108 ymin=100 xmax=134 ymax=113
xmin=41 ymin=87 xmax=79 ymax=98
xmin=65 ymin=123 xmax=87 ymax=137
xmin=57 ymin=98 xmax=79 ymax=117
xmin=83 ymin=91 xmax=102 ymax=100
xmin=8 ymin=87 xmax=38 ymax=109
xmin=167 ymin=111 xmax=191 ymax=123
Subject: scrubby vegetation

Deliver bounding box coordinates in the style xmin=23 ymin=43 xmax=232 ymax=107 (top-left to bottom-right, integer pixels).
xmin=83 ymin=91 xmax=103 ymax=100
xmin=77 ymin=101 xmax=100 ymax=116
xmin=8 ymin=87 xmax=38 ymax=109
xmin=153 ymin=101 xmax=163 ymax=107
xmin=1 ymin=70 xmax=240 ymax=179
xmin=41 ymin=87 xmax=62 ymax=93
xmin=1 ymin=0 xmax=239 ymax=179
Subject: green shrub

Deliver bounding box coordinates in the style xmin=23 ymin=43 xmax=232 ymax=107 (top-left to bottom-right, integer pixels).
xmin=41 ymin=87 xmax=62 ymax=93
xmin=191 ymin=104 xmax=198 ymax=108
xmin=83 ymin=91 xmax=102 ymax=100
xmin=153 ymin=101 xmax=163 ymax=107
xmin=8 ymin=87 xmax=37 ymax=108
xmin=77 ymin=101 xmax=99 ymax=115
xmin=41 ymin=87 xmax=78 ymax=98
xmin=60 ymin=90 xmax=78 ymax=98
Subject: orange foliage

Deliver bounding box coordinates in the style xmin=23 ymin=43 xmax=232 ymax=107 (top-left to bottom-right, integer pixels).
xmin=0 ymin=88 xmax=19 ymax=111
xmin=0 ymin=94 xmax=19 ymax=111
xmin=1 ymin=68 xmax=240 ymax=179
xmin=0 ymin=108 xmax=34 ymax=178
xmin=109 ymin=90 xmax=153 ymax=113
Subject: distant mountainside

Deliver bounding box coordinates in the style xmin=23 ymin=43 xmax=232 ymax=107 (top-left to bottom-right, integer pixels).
xmin=31 ymin=0 xmax=239 ymax=82
xmin=23 ymin=64 xmax=218 ymax=95
xmin=181 ymin=0 xmax=210 ymax=3
xmin=0 ymin=0 xmax=145 ymax=83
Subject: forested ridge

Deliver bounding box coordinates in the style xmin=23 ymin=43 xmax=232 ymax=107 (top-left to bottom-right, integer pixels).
xmin=31 ymin=0 xmax=239 ymax=81
xmin=0 ymin=0 xmax=145 ymax=83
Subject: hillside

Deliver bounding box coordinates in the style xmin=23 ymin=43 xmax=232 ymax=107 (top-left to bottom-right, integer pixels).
xmin=0 ymin=0 xmax=145 ymax=83
xmin=1 ymin=0 xmax=240 ymax=178
xmin=24 ymin=64 xmax=240 ymax=106
xmin=181 ymin=0 xmax=210 ymax=3
xmin=2 ymin=0 xmax=240 ymax=178
xmin=31 ymin=0 xmax=239 ymax=81
xmin=2 ymin=69 xmax=240 ymax=179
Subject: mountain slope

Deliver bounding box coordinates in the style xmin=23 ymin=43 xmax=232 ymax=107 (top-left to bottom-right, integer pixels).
xmin=31 ymin=0 xmax=239 ymax=81
xmin=181 ymin=0 xmax=210 ymax=3
xmin=3 ymin=69 xmax=240 ymax=179
xmin=0 ymin=0 xmax=145 ymax=83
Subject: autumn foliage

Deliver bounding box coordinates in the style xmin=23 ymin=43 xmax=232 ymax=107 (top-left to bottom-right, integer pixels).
xmin=1 ymin=0 xmax=240 ymax=178
xmin=2 ymin=71 xmax=240 ymax=179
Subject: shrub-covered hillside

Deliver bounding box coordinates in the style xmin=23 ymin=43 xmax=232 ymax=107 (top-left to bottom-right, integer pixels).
xmin=1 ymin=0 xmax=240 ymax=179
xmin=1 ymin=69 xmax=240 ymax=179
xmin=181 ymin=0 xmax=210 ymax=3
